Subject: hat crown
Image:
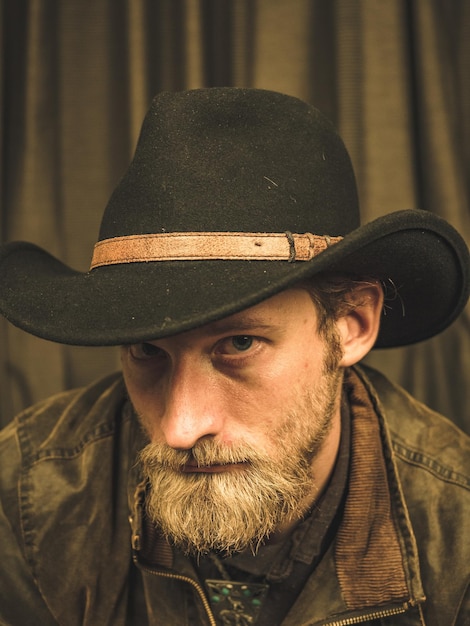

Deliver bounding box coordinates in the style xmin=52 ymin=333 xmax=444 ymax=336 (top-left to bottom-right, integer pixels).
xmin=99 ymin=88 xmax=360 ymax=240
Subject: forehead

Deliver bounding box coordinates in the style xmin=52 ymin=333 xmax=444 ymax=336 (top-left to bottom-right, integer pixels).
xmin=174 ymin=287 xmax=318 ymax=340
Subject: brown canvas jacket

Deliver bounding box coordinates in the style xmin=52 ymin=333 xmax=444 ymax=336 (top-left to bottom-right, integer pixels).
xmin=0 ymin=365 xmax=468 ymax=625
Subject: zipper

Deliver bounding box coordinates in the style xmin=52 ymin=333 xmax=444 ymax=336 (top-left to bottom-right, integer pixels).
xmin=323 ymin=603 xmax=408 ymax=625
xmin=130 ymin=503 xmax=217 ymax=625
xmin=134 ymin=556 xmax=412 ymax=626
xmin=133 ymin=556 xmax=217 ymax=626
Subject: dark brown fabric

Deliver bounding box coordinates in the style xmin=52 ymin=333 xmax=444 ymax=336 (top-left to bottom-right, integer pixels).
xmin=336 ymin=368 xmax=409 ymax=607
xmin=1 ymin=1 xmax=469 ymax=428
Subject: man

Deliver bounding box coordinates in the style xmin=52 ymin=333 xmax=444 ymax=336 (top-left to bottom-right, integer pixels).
xmin=0 ymin=88 xmax=468 ymax=625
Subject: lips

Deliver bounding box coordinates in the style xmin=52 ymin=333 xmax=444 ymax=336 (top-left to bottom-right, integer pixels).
xmin=181 ymin=461 xmax=247 ymax=474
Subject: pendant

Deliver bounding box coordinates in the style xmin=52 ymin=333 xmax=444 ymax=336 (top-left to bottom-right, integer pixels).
xmin=205 ymin=579 xmax=269 ymax=625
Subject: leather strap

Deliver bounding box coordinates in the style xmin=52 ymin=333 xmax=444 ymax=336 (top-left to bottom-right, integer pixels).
xmin=90 ymin=232 xmax=343 ymax=269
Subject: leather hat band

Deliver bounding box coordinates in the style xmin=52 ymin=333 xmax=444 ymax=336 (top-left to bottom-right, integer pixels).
xmin=90 ymin=232 xmax=343 ymax=269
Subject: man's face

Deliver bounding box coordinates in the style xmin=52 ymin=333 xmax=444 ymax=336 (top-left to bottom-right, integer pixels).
xmin=121 ymin=288 xmax=344 ymax=555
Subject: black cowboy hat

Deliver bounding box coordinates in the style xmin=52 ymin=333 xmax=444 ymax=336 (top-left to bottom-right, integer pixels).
xmin=0 ymin=88 xmax=468 ymax=348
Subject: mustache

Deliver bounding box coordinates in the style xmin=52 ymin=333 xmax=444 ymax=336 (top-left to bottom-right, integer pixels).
xmin=139 ymin=439 xmax=267 ymax=471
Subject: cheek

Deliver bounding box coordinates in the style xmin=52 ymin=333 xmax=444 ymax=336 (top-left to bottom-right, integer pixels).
xmin=121 ymin=348 xmax=164 ymax=392
xmin=267 ymin=341 xmax=325 ymax=390
xmin=125 ymin=380 xmax=164 ymax=440
xmin=121 ymin=358 xmax=164 ymax=424
xmin=239 ymin=335 xmax=325 ymax=415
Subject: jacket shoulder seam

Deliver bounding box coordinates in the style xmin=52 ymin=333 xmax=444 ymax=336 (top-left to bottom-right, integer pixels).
xmin=24 ymin=420 xmax=122 ymax=466
xmin=16 ymin=373 xmax=128 ymax=467
xmin=392 ymin=440 xmax=470 ymax=489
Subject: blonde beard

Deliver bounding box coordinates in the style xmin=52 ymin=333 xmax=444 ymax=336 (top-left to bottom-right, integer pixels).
xmin=137 ymin=366 xmax=342 ymax=556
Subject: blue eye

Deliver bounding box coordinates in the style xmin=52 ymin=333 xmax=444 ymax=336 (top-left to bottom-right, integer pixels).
xmin=231 ymin=336 xmax=254 ymax=352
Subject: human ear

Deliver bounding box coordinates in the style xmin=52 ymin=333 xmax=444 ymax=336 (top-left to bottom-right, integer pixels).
xmin=336 ymin=283 xmax=384 ymax=367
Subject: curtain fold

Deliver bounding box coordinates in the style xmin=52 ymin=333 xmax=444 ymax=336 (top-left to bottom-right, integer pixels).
xmin=1 ymin=0 xmax=469 ymax=431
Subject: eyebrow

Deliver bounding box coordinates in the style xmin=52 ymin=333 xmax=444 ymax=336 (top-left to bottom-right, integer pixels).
xmin=204 ymin=316 xmax=282 ymax=336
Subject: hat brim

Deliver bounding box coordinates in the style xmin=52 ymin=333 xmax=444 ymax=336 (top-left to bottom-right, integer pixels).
xmin=0 ymin=210 xmax=468 ymax=348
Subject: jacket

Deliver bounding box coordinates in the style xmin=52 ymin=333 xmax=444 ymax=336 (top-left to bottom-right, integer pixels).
xmin=0 ymin=365 xmax=468 ymax=625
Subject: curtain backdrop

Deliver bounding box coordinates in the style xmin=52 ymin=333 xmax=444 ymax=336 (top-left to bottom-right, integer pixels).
xmin=1 ymin=0 xmax=469 ymax=432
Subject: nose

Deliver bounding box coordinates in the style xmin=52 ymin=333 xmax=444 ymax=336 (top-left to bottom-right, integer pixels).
xmin=160 ymin=358 xmax=223 ymax=450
